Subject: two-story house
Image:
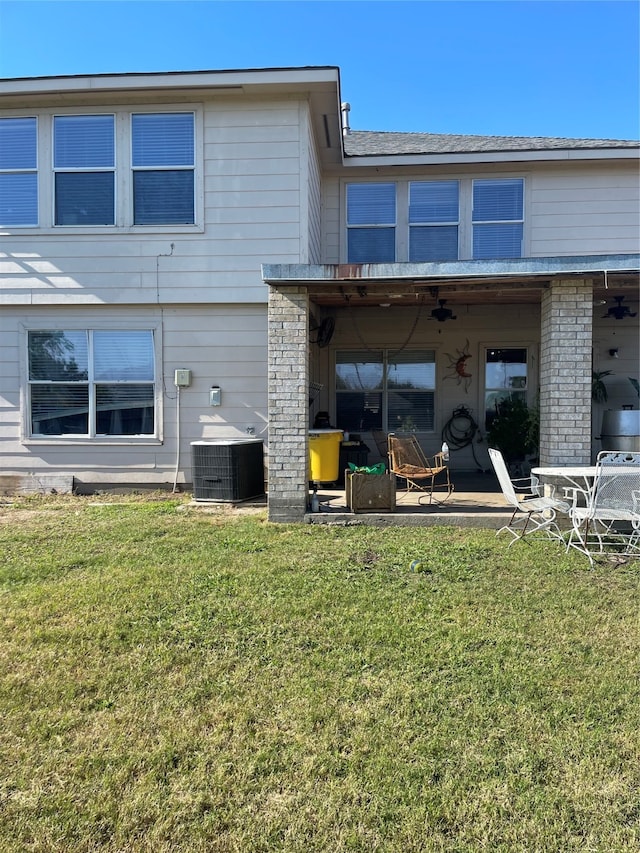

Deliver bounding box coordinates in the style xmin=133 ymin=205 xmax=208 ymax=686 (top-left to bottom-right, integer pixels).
xmin=1 ymin=66 xmax=638 ymax=521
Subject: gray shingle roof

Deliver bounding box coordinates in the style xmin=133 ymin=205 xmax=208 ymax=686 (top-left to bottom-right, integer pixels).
xmin=344 ymin=130 xmax=639 ymax=156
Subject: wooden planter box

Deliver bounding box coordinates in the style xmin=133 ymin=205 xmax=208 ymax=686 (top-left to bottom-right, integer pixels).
xmin=346 ymin=471 xmax=396 ymax=513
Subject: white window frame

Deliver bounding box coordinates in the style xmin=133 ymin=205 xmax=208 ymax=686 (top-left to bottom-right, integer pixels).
xmin=53 ymin=114 xmax=116 ymax=227
xmin=408 ymin=180 xmax=460 ymax=262
xmin=130 ymin=112 xmax=196 ymax=226
xmin=0 ymin=116 xmax=39 ymax=227
xmin=342 ymin=176 xmax=526 ymax=263
xmin=0 ymin=106 xmax=204 ymax=234
xmin=472 ymin=178 xmax=525 ymax=260
xmin=345 ymin=182 xmax=397 ymax=263
xmin=21 ymin=320 xmax=163 ymax=445
xmin=482 ymin=343 xmax=535 ymax=432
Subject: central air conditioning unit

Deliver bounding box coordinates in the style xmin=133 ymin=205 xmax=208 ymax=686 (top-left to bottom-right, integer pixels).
xmin=191 ymin=439 xmax=264 ymax=503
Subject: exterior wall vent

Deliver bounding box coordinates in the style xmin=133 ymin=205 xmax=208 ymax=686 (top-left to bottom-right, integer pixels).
xmin=341 ymin=102 xmax=351 ymax=136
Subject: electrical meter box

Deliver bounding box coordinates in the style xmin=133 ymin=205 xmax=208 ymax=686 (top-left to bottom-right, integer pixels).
xmin=174 ymin=369 xmax=192 ymax=387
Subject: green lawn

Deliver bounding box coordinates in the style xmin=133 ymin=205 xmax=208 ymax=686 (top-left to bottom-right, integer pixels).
xmin=0 ymin=495 xmax=638 ymax=852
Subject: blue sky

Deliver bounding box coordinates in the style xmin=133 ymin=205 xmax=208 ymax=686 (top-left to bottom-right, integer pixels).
xmin=0 ymin=0 xmax=638 ymax=140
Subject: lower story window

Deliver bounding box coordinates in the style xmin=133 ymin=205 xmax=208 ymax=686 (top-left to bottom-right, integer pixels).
xmin=484 ymin=347 xmax=528 ymax=430
xmin=28 ymin=329 xmax=155 ymax=437
xmin=336 ymin=350 xmax=436 ymax=433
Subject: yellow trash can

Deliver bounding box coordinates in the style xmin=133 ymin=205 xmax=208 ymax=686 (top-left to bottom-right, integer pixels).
xmin=309 ymin=429 xmax=344 ymax=482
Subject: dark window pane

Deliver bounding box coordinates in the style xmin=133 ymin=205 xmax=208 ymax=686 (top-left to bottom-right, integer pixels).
xmin=336 ymin=392 xmax=383 ymax=432
xmin=388 ymin=390 xmax=435 ymax=432
xmin=55 ymin=172 xmax=115 ymax=225
xmin=133 ymin=170 xmax=194 ymax=224
xmin=473 ymin=223 xmax=523 ymax=259
xmin=409 ymin=225 xmax=458 ymax=261
xmin=96 ymin=384 xmax=155 ymax=435
xmin=347 ymin=228 xmax=395 ymax=263
xmin=31 ymin=385 xmax=89 ymax=435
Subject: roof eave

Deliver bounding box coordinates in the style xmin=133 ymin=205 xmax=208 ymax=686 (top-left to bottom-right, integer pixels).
xmin=342 ymin=148 xmax=640 ymax=167
xmin=263 ymin=253 xmax=640 ymax=285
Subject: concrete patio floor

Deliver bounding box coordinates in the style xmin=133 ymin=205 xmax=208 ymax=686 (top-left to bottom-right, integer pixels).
xmin=306 ymin=470 xmax=513 ymax=527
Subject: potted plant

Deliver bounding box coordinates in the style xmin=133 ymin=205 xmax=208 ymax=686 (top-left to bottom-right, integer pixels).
xmin=486 ymin=397 xmax=539 ymax=472
xmin=592 ymin=369 xmax=613 ymax=403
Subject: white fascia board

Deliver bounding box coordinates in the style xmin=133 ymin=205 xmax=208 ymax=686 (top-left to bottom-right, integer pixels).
xmin=344 ymin=148 xmax=640 ymax=168
xmin=0 ymin=67 xmax=341 ymax=98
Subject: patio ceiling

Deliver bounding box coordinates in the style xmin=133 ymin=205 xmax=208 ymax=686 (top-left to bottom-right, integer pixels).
xmin=307 ymin=273 xmax=639 ymax=308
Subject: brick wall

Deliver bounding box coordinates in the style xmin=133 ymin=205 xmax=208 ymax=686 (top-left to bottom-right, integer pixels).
xmin=539 ymin=279 xmax=593 ymax=465
xmin=267 ymin=286 xmax=310 ymax=522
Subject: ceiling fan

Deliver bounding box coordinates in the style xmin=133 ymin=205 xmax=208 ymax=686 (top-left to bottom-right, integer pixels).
xmin=602 ymin=296 xmax=637 ymax=320
xmin=430 ymin=299 xmax=457 ymax=323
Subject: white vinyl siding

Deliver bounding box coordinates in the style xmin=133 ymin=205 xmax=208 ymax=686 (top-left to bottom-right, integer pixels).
xmin=0 ymin=117 xmax=38 ymax=226
xmin=528 ymin=168 xmax=640 ymax=256
xmin=306 ymin=111 xmax=322 ymax=264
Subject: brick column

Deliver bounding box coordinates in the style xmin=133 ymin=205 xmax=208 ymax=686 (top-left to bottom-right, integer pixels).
xmin=539 ymin=279 xmax=593 ymax=465
xmin=267 ymin=285 xmax=309 ymax=522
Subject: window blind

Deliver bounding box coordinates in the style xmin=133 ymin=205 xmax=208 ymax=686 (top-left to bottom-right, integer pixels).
xmin=0 ymin=117 xmax=38 ymax=225
xmin=54 ymin=115 xmax=114 ymax=169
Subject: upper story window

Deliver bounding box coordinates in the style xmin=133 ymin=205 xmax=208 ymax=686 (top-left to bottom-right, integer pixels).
xmin=472 ymin=179 xmax=524 ymax=259
xmin=346 ymin=183 xmax=396 ymax=262
xmin=132 ymin=113 xmax=195 ymax=225
xmin=409 ymin=180 xmax=459 ymax=262
xmin=54 ymin=115 xmax=115 ymax=225
xmin=345 ymin=177 xmax=524 ymax=263
xmin=0 ymin=117 xmax=38 ymax=226
xmin=0 ymin=110 xmax=197 ymax=230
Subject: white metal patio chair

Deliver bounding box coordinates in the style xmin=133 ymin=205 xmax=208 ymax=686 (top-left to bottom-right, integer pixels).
xmin=488 ymin=447 xmax=570 ymax=546
xmin=565 ymin=451 xmax=640 ymax=566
